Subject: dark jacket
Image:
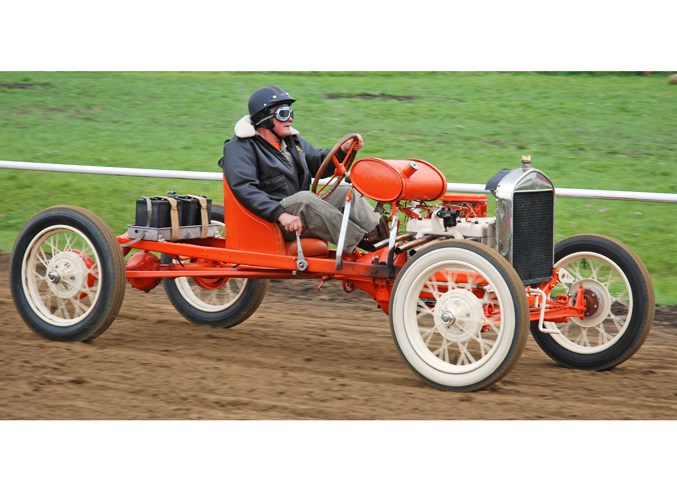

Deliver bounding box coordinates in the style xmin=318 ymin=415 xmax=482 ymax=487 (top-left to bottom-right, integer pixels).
xmin=219 ymin=115 xmax=338 ymax=222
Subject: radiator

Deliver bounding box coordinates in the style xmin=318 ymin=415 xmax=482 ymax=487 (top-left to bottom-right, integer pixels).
xmin=490 ymin=165 xmax=555 ymax=285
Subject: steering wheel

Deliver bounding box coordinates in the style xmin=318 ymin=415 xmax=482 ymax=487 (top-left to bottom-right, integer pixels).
xmin=311 ymin=133 xmax=361 ymax=200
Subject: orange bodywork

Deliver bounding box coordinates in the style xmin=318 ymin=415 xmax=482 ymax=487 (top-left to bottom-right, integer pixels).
xmin=117 ymin=165 xmax=586 ymax=323
xmin=118 ymin=171 xmax=403 ymax=311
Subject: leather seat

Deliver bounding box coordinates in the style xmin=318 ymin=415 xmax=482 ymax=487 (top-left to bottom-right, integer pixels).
xmin=285 ymin=238 xmax=329 ymax=257
xmin=222 ymin=174 xmax=329 ymax=257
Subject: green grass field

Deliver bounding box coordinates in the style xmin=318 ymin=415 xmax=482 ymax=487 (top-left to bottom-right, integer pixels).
xmin=1 ymin=72 xmax=675 ymax=303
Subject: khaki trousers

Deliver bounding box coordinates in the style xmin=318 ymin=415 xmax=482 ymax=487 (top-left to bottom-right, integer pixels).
xmin=280 ymin=188 xmax=381 ymax=253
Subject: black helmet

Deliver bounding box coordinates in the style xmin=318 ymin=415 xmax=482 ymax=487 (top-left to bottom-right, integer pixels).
xmin=249 ymin=86 xmax=295 ymax=127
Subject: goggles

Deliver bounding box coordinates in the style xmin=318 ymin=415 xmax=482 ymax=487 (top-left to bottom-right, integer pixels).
xmin=273 ymin=105 xmax=294 ymax=122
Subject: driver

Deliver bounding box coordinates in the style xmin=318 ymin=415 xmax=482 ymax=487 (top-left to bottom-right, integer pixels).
xmin=220 ymin=85 xmax=388 ymax=252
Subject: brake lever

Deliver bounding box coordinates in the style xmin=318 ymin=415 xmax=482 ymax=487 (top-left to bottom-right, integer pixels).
xmin=295 ymin=231 xmax=308 ymax=272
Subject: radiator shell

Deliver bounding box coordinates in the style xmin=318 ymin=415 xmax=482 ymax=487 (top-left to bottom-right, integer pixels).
xmin=492 ymin=167 xmax=555 ymax=285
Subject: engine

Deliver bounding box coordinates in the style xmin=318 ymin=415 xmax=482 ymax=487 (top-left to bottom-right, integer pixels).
xmin=405 ymin=157 xmax=555 ymax=286
xmin=406 ymin=195 xmax=497 ymax=249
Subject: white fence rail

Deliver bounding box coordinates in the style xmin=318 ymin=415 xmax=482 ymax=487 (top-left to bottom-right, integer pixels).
xmin=2 ymin=160 xmax=676 ymax=203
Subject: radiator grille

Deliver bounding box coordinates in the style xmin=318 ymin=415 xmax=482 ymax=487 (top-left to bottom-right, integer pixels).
xmin=512 ymin=190 xmax=554 ymax=285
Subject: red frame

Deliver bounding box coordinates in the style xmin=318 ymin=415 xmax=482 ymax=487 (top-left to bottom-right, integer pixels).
xmin=116 ymin=169 xmax=586 ymax=322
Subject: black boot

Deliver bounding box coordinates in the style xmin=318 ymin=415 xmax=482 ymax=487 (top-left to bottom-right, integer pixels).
xmin=358 ymin=217 xmax=389 ymax=250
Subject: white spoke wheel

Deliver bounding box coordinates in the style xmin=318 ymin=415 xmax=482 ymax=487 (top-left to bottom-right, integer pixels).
xmin=10 ymin=206 xmax=125 ymax=342
xmin=390 ymin=240 xmax=530 ymax=391
xmin=162 ymin=204 xmax=268 ymax=328
xmin=530 ymin=234 xmax=654 ymax=370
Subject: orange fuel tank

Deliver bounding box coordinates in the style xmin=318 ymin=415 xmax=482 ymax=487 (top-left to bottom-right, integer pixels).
xmin=349 ymin=158 xmax=447 ymax=202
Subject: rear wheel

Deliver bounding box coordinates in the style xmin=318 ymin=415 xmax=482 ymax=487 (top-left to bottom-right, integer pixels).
xmin=390 ymin=240 xmax=530 ymax=391
xmin=162 ymin=203 xmax=268 ymax=328
xmin=530 ymin=234 xmax=654 ymax=370
xmin=211 ymin=203 xmax=225 ymax=238
xmin=9 ymin=205 xmax=126 ymax=341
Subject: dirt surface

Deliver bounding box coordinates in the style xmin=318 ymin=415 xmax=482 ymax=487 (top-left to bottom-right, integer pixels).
xmin=1 ymin=253 xmax=676 ymax=420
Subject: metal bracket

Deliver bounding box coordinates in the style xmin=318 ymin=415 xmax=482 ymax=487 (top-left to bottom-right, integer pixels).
xmin=126 ymin=224 xmax=221 ymax=242
xmin=530 ymin=287 xmax=561 ymax=334
xmin=386 ymin=215 xmax=399 ymax=279
xmin=335 ymin=187 xmax=355 ymax=270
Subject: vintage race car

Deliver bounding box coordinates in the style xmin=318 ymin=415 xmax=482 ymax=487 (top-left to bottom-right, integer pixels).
xmin=9 ymin=135 xmax=655 ymax=391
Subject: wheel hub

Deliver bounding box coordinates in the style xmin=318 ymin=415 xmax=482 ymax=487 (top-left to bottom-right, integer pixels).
xmin=193 ymin=276 xmax=230 ymax=290
xmin=46 ymin=251 xmax=89 ymax=299
xmin=571 ymin=279 xmax=612 ymax=327
xmin=47 ymin=270 xmax=61 ymax=283
xmin=583 ymin=288 xmax=601 ymax=317
xmin=440 ymin=311 xmax=456 ymax=325
xmin=433 ymin=289 xmax=485 ymax=342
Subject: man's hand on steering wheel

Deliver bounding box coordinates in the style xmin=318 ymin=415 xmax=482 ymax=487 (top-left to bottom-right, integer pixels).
xmin=341 ymin=134 xmax=364 ymax=153
xmin=312 ymin=133 xmax=363 ymax=200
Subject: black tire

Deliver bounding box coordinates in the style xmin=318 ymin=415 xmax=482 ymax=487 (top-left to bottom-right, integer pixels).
xmin=389 ymin=240 xmax=530 ymax=391
xmin=530 ymin=234 xmax=654 ymax=370
xmin=9 ymin=205 xmax=126 ymax=342
xmin=162 ymin=201 xmax=268 ymax=328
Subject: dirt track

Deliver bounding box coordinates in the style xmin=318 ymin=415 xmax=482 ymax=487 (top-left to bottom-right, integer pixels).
xmin=1 ymin=253 xmax=676 ymax=420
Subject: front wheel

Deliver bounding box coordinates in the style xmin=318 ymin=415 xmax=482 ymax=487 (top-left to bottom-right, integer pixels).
xmin=390 ymin=240 xmax=530 ymax=391
xmin=9 ymin=205 xmax=126 ymax=341
xmin=530 ymin=234 xmax=654 ymax=370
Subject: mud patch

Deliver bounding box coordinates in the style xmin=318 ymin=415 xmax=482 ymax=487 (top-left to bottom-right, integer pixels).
xmin=0 ymin=82 xmax=53 ymax=89
xmin=324 ymin=92 xmax=414 ymax=101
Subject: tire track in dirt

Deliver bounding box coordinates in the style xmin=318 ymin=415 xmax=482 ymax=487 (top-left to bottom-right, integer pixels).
xmin=1 ymin=254 xmax=676 ymax=419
